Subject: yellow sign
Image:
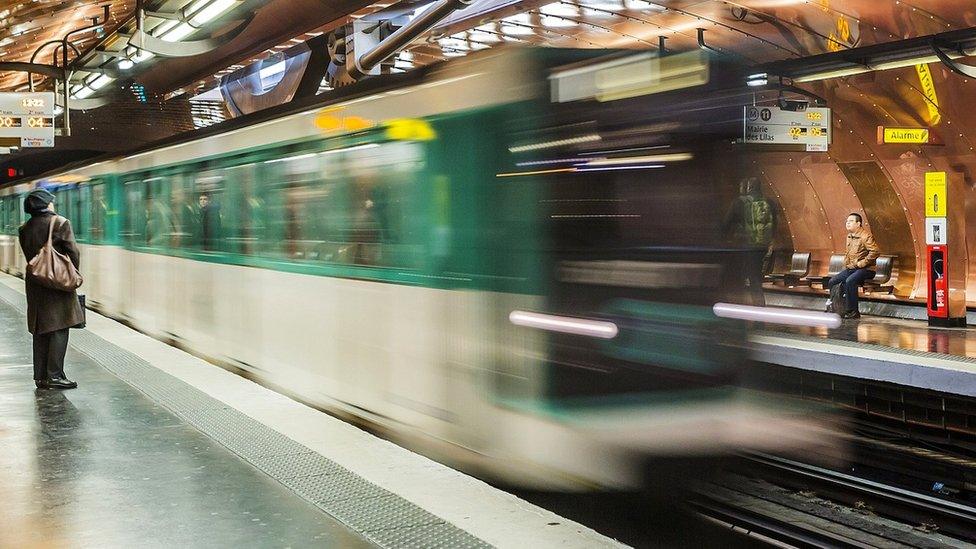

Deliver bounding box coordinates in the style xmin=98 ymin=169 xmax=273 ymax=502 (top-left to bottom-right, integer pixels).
xmin=384 ymin=119 xmax=437 ymax=141
xmin=915 ymin=64 xmax=942 ymax=126
xmin=883 ymin=127 xmax=929 ymax=144
xmin=925 ymin=171 xmax=947 ymax=217
xmin=314 ymin=107 xmax=375 ymax=135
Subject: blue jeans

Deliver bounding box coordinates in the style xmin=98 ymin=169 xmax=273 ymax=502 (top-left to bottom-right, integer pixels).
xmin=827 ymin=268 xmax=875 ymax=311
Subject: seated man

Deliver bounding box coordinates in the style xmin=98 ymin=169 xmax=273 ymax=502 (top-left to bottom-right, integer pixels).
xmin=827 ymin=213 xmax=880 ymax=319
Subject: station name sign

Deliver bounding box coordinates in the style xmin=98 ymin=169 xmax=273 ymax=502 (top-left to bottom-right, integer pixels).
xmin=743 ymin=106 xmax=831 ymax=151
xmin=877 ymin=126 xmax=940 ymax=145
xmin=0 ymin=92 xmax=55 ymax=148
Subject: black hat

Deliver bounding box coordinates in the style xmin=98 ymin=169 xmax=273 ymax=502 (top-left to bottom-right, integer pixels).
xmin=24 ymin=188 xmax=55 ymax=214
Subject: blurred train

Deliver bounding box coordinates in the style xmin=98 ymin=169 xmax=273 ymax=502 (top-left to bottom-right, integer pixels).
xmin=0 ymin=48 xmax=838 ymax=489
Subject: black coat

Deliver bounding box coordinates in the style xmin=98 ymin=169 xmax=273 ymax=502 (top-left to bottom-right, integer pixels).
xmin=18 ymin=212 xmax=85 ymax=335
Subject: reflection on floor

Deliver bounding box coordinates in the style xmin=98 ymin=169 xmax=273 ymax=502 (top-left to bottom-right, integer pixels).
xmin=768 ymin=314 xmax=976 ymax=360
xmin=0 ymin=301 xmax=372 ymax=548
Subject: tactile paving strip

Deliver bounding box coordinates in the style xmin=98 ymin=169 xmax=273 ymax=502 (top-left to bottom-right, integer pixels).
xmin=755 ymin=329 xmax=976 ymax=365
xmin=0 ymin=284 xmax=490 ymax=549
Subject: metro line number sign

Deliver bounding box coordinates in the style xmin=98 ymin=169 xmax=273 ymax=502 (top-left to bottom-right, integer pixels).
xmin=743 ymin=106 xmax=831 ymax=151
xmin=0 ymin=92 xmax=55 ymax=148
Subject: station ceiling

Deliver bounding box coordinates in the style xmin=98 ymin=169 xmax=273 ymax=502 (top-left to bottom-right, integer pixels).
xmin=1 ymin=0 xmax=975 ymax=178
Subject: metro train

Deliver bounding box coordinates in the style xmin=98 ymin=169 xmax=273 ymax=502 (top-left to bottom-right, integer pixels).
xmin=0 ymin=48 xmax=837 ymax=489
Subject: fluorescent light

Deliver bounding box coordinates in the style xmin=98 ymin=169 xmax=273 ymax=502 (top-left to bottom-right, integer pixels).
xmin=585 ymin=152 xmax=693 ymax=166
xmin=132 ymin=50 xmax=155 ymax=63
xmin=74 ymin=87 xmax=96 ymax=99
xmin=162 ymin=22 xmax=196 ymax=42
xmin=322 ymin=143 xmax=380 ymax=155
xmin=713 ymin=303 xmax=841 ymax=329
xmin=509 ymin=134 xmax=601 ymax=152
xmin=89 ymin=75 xmax=114 ymax=90
xmin=792 ymin=66 xmax=870 ymax=83
xmin=509 ymin=310 xmax=618 ymax=339
xmin=258 ymin=60 xmax=287 ymax=80
xmin=190 ymin=0 xmax=237 ymax=26
xmin=264 ymin=152 xmax=317 ymax=164
xmin=541 ymin=2 xmax=579 ymax=17
xmin=152 ymin=20 xmax=179 ymax=37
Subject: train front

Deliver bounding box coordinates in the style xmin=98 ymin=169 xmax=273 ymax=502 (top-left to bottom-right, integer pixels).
xmin=454 ymin=49 xmax=846 ymax=491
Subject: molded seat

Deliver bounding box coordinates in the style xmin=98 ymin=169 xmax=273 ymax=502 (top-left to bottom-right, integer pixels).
xmin=804 ymin=253 xmax=845 ymax=289
xmin=780 ymin=253 xmax=811 ymax=287
xmin=863 ymin=255 xmax=896 ymax=294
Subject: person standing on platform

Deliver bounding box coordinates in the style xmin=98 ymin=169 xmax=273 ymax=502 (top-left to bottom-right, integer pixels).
xmin=18 ymin=189 xmax=84 ymax=389
xmin=723 ymin=177 xmax=776 ymax=306
xmin=827 ymin=213 xmax=880 ymax=320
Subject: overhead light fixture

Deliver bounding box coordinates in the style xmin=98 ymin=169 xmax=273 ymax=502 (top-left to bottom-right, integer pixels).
xmin=162 ymin=22 xmax=196 ymax=42
xmin=89 ymin=74 xmax=115 ymax=90
xmin=189 ymin=0 xmax=238 ymax=26
xmin=790 ymin=48 xmax=976 ymax=83
xmin=118 ymin=58 xmax=135 ymax=70
xmin=746 ymin=72 xmax=768 ymax=86
xmin=74 ymin=87 xmax=96 ymax=99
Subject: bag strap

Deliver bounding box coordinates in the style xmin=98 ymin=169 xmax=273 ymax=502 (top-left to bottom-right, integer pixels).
xmin=45 ymin=215 xmax=62 ymax=247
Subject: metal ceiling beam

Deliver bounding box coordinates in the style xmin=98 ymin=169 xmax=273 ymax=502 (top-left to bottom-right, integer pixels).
xmin=760 ymin=27 xmax=976 ymax=82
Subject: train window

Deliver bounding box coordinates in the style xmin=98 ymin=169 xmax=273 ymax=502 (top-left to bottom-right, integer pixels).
xmin=168 ymin=173 xmax=195 ymax=249
xmin=263 ymin=151 xmax=333 ymax=261
xmin=260 ymin=141 xmax=424 ymax=269
xmin=122 ymin=179 xmax=145 ymax=246
xmin=192 ymin=170 xmax=225 ymax=252
xmin=144 ymin=177 xmax=174 ymax=247
xmin=90 ymin=183 xmax=107 ymax=243
xmin=222 ymin=164 xmax=263 ymax=256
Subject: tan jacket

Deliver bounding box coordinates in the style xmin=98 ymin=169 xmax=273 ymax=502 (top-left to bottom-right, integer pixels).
xmin=844 ymin=227 xmax=880 ymax=270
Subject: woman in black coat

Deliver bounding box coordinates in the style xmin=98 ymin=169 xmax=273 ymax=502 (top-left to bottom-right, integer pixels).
xmin=18 ymin=188 xmax=84 ymax=389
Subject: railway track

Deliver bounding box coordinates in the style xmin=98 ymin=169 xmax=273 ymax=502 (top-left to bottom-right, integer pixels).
xmin=697 ymin=453 xmax=976 ymax=548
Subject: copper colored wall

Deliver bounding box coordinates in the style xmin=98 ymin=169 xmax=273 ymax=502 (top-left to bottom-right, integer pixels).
xmin=755 ymin=61 xmax=974 ymax=306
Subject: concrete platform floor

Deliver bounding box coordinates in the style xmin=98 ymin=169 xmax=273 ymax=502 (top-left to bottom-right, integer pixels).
xmin=0 ymin=301 xmax=372 ymax=548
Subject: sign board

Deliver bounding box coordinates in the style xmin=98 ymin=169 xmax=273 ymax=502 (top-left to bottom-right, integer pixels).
xmin=743 ymin=106 xmax=831 ymax=151
xmin=0 ymin=92 xmax=55 ymax=148
xmin=878 ymin=127 xmax=932 ymax=144
xmin=551 ymin=50 xmax=709 ymax=104
xmin=926 ymin=217 xmax=947 ymax=245
xmin=925 ymin=171 xmax=947 ymax=217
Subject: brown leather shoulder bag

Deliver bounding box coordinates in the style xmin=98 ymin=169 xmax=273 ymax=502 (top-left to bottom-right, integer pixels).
xmin=27 ymin=216 xmax=83 ymax=292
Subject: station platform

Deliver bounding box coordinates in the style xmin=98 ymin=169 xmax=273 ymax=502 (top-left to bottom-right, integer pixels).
xmin=750 ymin=313 xmax=976 ymax=399
xmin=0 ymin=275 xmax=619 ymax=548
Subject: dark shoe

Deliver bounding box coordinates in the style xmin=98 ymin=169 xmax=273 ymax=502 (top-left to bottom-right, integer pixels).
xmin=34 ymin=380 xmax=49 ymax=389
xmin=842 ymin=310 xmax=861 ymax=319
xmin=45 ymin=377 xmax=78 ymax=389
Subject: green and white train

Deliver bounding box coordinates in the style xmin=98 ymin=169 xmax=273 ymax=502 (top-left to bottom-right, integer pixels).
xmin=0 ymin=48 xmax=835 ymax=489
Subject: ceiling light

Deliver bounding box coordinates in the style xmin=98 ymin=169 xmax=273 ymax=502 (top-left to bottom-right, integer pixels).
xmin=190 ymin=0 xmax=237 ymax=26
xmin=132 ymin=50 xmax=155 ymax=63
xmin=468 ymin=31 xmax=499 ymax=43
xmin=500 ymin=24 xmax=534 ymax=36
xmin=89 ymin=75 xmax=115 ymax=90
xmin=118 ymin=58 xmax=135 ymax=70
xmin=152 ymin=20 xmax=179 ymax=37
xmin=541 ymin=16 xmax=575 ymax=28
xmin=162 ymin=22 xmax=196 ymax=42
xmin=541 ymin=2 xmax=579 ymax=17
xmin=74 ymin=87 xmax=96 ymax=99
